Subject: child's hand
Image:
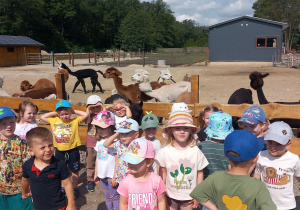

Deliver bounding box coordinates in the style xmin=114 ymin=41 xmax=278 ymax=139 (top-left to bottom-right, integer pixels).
xmin=71 ymin=108 xmax=75 ymax=114
xmin=94 ymin=176 xmax=100 ymax=185
xmin=109 ymin=178 xmax=118 ymax=187
xmin=66 ymin=204 xmax=76 ymax=210
xmin=21 ymin=192 xmax=32 ymax=199
xmin=190 ymin=199 xmax=200 ymax=208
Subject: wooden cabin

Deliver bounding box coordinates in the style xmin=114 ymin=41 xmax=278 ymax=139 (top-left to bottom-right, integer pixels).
xmin=0 ymin=35 xmax=44 ymax=67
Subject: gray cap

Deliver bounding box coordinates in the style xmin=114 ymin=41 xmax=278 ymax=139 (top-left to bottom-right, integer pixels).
xmin=142 ymin=113 xmax=159 ymax=130
xmin=265 ymin=121 xmax=292 ymax=145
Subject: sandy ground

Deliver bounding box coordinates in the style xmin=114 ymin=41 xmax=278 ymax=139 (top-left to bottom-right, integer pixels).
xmin=1 ymin=61 xmax=300 ymax=209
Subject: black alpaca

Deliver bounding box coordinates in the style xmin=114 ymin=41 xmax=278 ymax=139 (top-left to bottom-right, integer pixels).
xmin=59 ymin=63 xmax=104 ymax=94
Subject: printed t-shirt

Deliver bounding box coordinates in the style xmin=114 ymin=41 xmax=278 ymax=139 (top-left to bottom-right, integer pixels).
xmin=113 ymin=139 xmax=130 ymax=183
xmin=94 ymin=139 xmax=116 ymax=179
xmin=117 ymin=172 xmax=166 ymax=210
xmin=14 ymin=122 xmax=37 ymax=139
xmin=86 ymin=113 xmax=97 ymax=148
xmin=0 ymin=135 xmax=30 ymax=195
xmin=255 ymin=150 xmax=300 ymax=210
xmin=155 ymin=145 xmax=208 ymax=200
xmin=190 ymin=171 xmax=276 ymax=210
xmin=114 ymin=114 xmax=127 ymax=129
xmin=48 ymin=116 xmax=82 ymax=151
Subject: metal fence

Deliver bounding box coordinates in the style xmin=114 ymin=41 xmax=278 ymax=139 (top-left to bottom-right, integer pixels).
xmin=280 ymin=53 xmax=300 ymax=67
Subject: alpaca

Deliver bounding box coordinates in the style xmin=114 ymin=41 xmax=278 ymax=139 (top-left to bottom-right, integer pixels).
xmin=131 ymin=69 xmax=166 ymax=92
xmin=227 ymin=88 xmax=253 ymax=104
xmin=13 ymin=88 xmax=68 ymax=100
xmin=157 ymin=69 xmax=176 ymax=83
xmin=20 ymin=78 xmax=55 ymax=91
xmin=0 ymin=75 xmax=10 ymax=97
xmin=59 ymin=63 xmax=104 ymax=94
xmin=175 ymin=92 xmax=193 ymax=104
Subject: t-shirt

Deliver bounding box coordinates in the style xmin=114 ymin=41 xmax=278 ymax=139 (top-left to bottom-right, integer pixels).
xmin=14 ymin=122 xmax=37 ymax=139
xmin=94 ymin=139 xmax=116 ymax=179
xmin=190 ymin=171 xmax=276 ymax=210
xmin=198 ymin=141 xmax=229 ymax=179
xmin=155 ymin=145 xmax=208 ymax=200
xmin=48 ymin=116 xmax=82 ymax=151
xmin=255 ymin=150 xmax=300 ymax=210
xmin=0 ymin=135 xmax=30 ymax=195
xmin=86 ymin=113 xmax=97 ymax=148
xmin=197 ymin=128 xmax=207 ymax=142
xmin=141 ymin=137 xmax=162 ymax=174
xmin=113 ymin=139 xmax=130 ymax=183
xmin=114 ymin=114 xmax=127 ymax=129
xmin=117 ymin=172 xmax=166 ymax=210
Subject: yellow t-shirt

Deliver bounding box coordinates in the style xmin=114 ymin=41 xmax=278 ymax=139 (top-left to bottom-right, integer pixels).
xmin=48 ymin=116 xmax=82 ymax=151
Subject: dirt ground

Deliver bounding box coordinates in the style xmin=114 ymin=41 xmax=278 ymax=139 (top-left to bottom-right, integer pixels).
xmin=1 ymin=61 xmax=300 ymax=209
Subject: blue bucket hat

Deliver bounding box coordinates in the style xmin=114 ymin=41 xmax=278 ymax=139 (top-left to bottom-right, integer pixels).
xmin=115 ymin=118 xmax=139 ymax=133
xmin=224 ymin=130 xmax=263 ymax=161
xmin=205 ymin=111 xmax=233 ymax=140
xmin=237 ymin=106 xmax=266 ymax=125
xmin=56 ymin=100 xmax=71 ymax=111
xmin=0 ymin=106 xmax=16 ymax=120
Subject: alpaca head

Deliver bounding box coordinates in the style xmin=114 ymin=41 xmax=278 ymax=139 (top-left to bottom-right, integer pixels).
xmin=58 ymin=63 xmax=68 ymax=70
xmin=103 ymin=67 xmax=122 ymax=79
xmin=20 ymin=80 xmax=33 ymax=91
xmin=132 ymin=69 xmax=150 ymax=83
xmin=249 ymin=71 xmax=269 ymax=90
xmin=0 ymin=75 xmax=4 ymax=88
xmin=158 ymin=69 xmax=172 ymax=81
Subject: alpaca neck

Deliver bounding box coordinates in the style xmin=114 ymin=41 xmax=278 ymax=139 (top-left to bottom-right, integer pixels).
xmin=157 ymin=77 xmax=164 ymax=83
xmin=256 ymin=87 xmax=269 ymax=104
xmin=65 ymin=67 xmax=76 ymax=76
xmin=113 ymin=75 xmax=126 ymax=94
xmin=139 ymin=81 xmax=152 ymax=92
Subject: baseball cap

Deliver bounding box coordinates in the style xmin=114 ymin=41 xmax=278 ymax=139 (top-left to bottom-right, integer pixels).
xmin=56 ymin=100 xmax=71 ymax=111
xmin=237 ymin=106 xmax=266 ymax=125
xmin=205 ymin=111 xmax=233 ymax=140
xmin=120 ymin=138 xmax=155 ymax=164
xmin=142 ymin=112 xmax=159 ymax=130
xmin=115 ymin=118 xmax=139 ymax=133
xmin=87 ymin=95 xmax=102 ymax=106
xmin=163 ymin=111 xmax=199 ymax=134
xmin=265 ymin=121 xmax=292 ymax=145
xmin=0 ymin=106 xmax=16 ymax=120
xmin=224 ymin=130 xmax=263 ymax=161
xmin=92 ymin=111 xmax=115 ymax=128
xmin=168 ymin=102 xmax=192 ymax=114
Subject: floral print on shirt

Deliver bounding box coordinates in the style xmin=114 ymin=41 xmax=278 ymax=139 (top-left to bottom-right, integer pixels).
xmin=113 ymin=140 xmax=129 ymax=183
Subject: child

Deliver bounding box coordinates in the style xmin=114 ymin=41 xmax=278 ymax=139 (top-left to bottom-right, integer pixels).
xmin=198 ymin=111 xmax=233 ymax=179
xmin=91 ymin=111 xmax=119 ymax=209
xmin=118 ymin=138 xmax=167 ymax=210
xmin=0 ymin=106 xmax=33 ymax=210
xmin=141 ymin=112 xmax=162 ymax=174
xmin=254 ymin=121 xmax=300 ymax=209
xmin=190 ymin=130 xmax=276 ymax=209
xmin=85 ymin=95 xmax=104 ymax=192
xmin=21 ymin=127 xmax=75 ymax=210
xmin=197 ymin=106 xmax=219 ymax=142
xmin=155 ymin=111 xmax=209 ymax=210
xmin=103 ymin=118 xmax=139 ymax=183
xmin=105 ymin=98 xmax=132 ymax=129
xmin=40 ymin=100 xmax=88 ymax=199
xmin=14 ymin=101 xmax=38 ymax=139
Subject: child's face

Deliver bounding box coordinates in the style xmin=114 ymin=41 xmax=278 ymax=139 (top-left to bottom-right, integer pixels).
xmin=58 ymin=108 xmax=72 ymax=122
xmin=172 ymin=126 xmax=192 ymax=144
xmin=128 ymin=159 xmax=151 ymax=177
xmin=21 ymin=105 xmax=36 ymax=123
xmin=90 ymin=105 xmax=101 ymax=114
xmin=203 ymin=111 xmax=212 ymax=127
xmin=144 ymin=127 xmax=158 ymax=141
xmin=115 ymin=103 xmax=126 ymax=117
xmin=266 ymin=140 xmax=290 ymax=157
xmin=119 ymin=131 xmax=139 ymax=145
xmin=239 ymin=122 xmax=265 ymax=137
xmin=0 ymin=117 xmax=16 ymax=138
xmin=96 ymin=126 xmax=111 ymax=138
xmin=29 ymin=138 xmax=54 ymax=162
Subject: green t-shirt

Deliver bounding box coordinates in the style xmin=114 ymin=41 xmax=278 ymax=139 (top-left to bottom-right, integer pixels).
xmin=190 ymin=171 xmax=276 ymax=210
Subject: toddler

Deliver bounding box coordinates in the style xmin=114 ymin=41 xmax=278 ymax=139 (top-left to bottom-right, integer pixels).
xmin=197 ymin=106 xmax=219 ymax=142
xmin=106 ymin=98 xmax=132 ymax=129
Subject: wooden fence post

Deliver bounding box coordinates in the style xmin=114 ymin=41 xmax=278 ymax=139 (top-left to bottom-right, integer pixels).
xmin=55 ymin=73 xmax=67 ymax=100
xmin=68 ymin=52 xmax=71 ymax=65
xmin=71 ymin=52 xmax=74 ymax=67
xmin=143 ymin=51 xmax=145 ymax=67
xmin=94 ymin=51 xmax=97 ymax=64
xmin=191 ymin=75 xmax=199 ymax=125
xmin=118 ymin=50 xmax=120 ymax=67
xmin=88 ymin=53 xmax=90 ymax=63
xmin=102 ymin=52 xmax=104 ymax=61
xmin=205 ymin=48 xmax=209 ymax=65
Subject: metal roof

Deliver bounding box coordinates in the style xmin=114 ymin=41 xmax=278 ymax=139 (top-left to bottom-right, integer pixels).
xmin=207 ymin=16 xmax=289 ymax=31
xmin=0 ymin=35 xmax=44 ymax=47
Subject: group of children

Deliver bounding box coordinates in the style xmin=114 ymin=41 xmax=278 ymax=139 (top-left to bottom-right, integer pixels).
xmin=0 ymin=95 xmax=299 ymax=210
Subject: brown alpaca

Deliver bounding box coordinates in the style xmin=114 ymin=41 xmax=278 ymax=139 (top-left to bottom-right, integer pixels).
xmin=20 ymin=78 xmax=55 ymax=91
xmin=175 ymin=92 xmax=193 ymax=104
xmin=12 ymin=88 xmax=62 ymax=99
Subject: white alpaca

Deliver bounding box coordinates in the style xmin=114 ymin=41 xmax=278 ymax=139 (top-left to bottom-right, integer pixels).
xmin=131 ymin=69 xmax=152 ymax=92
xmin=157 ymin=69 xmax=175 ymax=83
xmin=0 ymin=75 xmax=10 ymax=97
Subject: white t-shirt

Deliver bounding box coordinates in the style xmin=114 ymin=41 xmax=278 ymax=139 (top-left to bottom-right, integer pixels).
xmin=14 ymin=122 xmax=37 ymax=139
xmin=255 ymin=150 xmax=300 ymax=210
xmin=94 ymin=139 xmax=116 ymax=179
xmin=141 ymin=137 xmax=162 ymax=174
xmin=155 ymin=145 xmax=208 ymax=200
xmin=114 ymin=114 xmax=127 ymax=129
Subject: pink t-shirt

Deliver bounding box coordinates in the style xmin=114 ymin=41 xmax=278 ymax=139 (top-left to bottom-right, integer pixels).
xmin=117 ymin=172 xmax=166 ymax=210
xmin=86 ymin=113 xmax=97 ymax=148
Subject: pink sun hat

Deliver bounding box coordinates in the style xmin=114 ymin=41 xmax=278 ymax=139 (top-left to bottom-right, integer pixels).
xmin=91 ymin=110 xmax=115 ymax=128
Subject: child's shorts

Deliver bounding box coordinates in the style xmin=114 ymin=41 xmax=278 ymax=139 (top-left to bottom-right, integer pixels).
xmin=166 ymin=195 xmax=192 ymax=208
xmin=0 ymin=193 xmax=33 ymax=210
xmin=55 ymin=148 xmax=80 ymax=172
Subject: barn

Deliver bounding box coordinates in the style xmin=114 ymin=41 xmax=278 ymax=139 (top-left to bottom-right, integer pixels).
xmin=207 ymin=16 xmax=289 ymax=62
xmin=0 ymin=35 xmax=44 ymax=67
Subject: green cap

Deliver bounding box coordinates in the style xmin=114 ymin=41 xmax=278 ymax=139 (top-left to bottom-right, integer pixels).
xmin=142 ymin=112 xmax=159 ymax=130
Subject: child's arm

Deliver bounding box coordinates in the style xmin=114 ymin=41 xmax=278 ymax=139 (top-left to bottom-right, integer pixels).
xmin=109 ymin=153 xmax=118 ymax=187
xmin=253 ymin=172 xmax=261 ymax=180
xmin=103 ymin=132 xmax=119 ymax=149
xmin=191 ymin=170 xmax=204 ymax=208
xmin=105 ymin=104 xmax=115 ymax=112
xmin=85 ymin=106 xmax=92 ymax=124
xmin=123 ymin=105 xmax=132 ymax=118
xmin=157 ymin=193 xmax=167 ymax=210
xmin=74 ymin=109 xmax=88 ymax=122
xmin=40 ymin=111 xmax=57 ymax=123
xmin=94 ymin=158 xmax=99 ymax=185
xmin=200 ymin=200 xmax=218 ymax=210
xmin=119 ymin=195 xmax=128 ymax=210
xmin=21 ymin=177 xmax=31 ymax=199
xmin=159 ymin=166 xmax=167 ymax=184
xmin=62 ymin=177 xmax=76 ymax=210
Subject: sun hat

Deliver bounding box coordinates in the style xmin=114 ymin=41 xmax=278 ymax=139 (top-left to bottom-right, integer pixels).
xmin=237 ymin=106 xmax=266 ymax=125
xmin=87 ymin=95 xmax=102 ymax=106
xmin=142 ymin=112 xmax=159 ymax=130
xmin=0 ymin=106 xmax=16 ymax=120
xmin=168 ymin=102 xmax=192 ymax=114
xmin=56 ymin=100 xmax=71 ymax=111
xmin=224 ymin=130 xmax=263 ymax=161
xmin=91 ymin=110 xmax=115 ymax=128
xmin=265 ymin=121 xmax=292 ymax=145
xmin=163 ymin=111 xmax=199 ymax=134
xmin=205 ymin=111 xmax=233 ymax=140
xmin=120 ymin=138 xmax=155 ymax=164
xmin=115 ymin=118 xmax=139 ymax=133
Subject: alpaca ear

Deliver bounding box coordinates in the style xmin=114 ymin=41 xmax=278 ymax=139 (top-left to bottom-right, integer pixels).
xmin=139 ymin=101 xmax=143 ymax=107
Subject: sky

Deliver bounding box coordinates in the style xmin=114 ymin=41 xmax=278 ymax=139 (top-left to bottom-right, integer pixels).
xmin=149 ymin=0 xmax=258 ymax=26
